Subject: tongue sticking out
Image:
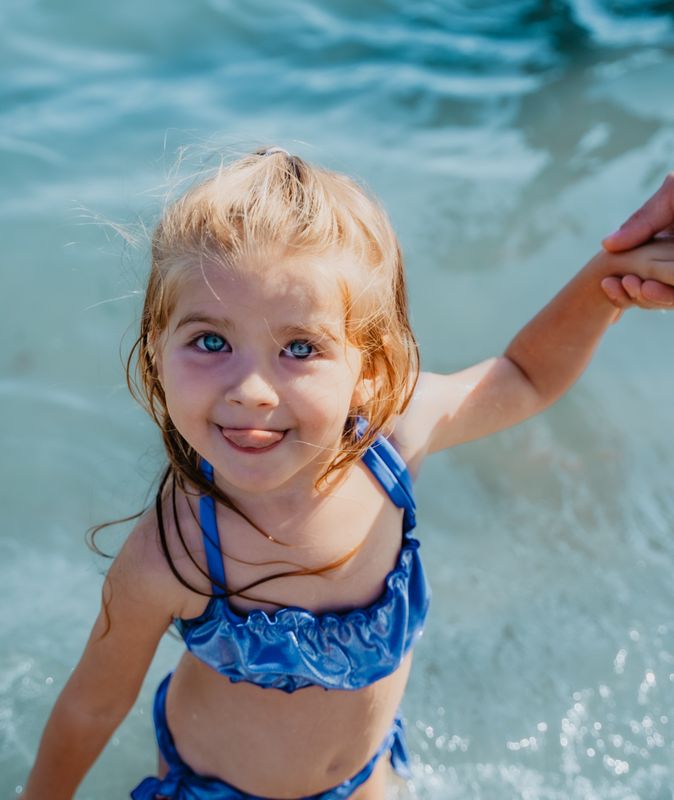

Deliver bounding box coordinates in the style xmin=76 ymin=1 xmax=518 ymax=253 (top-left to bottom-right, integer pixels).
xmin=222 ymin=429 xmax=284 ymax=449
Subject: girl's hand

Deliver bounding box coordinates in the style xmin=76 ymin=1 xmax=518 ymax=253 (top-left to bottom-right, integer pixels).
xmin=601 ymin=273 xmax=674 ymax=313
xmin=597 ymin=238 xmax=674 ymax=315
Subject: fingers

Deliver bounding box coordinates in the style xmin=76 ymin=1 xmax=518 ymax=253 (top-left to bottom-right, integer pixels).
xmin=599 ymin=276 xmax=628 ymax=323
xmin=600 ymin=276 xmax=631 ymax=308
xmin=602 ymin=172 xmax=674 ymax=252
xmin=641 ymin=278 xmax=674 ymax=306
xmin=623 ymin=275 xmax=674 ymax=308
xmin=601 ymin=274 xmax=674 ymax=310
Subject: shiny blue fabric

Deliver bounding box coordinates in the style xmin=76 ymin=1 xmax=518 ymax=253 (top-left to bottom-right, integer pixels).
xmin=131 ymin=672 xmax=412 ymax=800
xmin=173 ymin=428 xmax=431 ymax=693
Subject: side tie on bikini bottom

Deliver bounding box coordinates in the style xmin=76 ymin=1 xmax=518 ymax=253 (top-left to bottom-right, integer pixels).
xmin=131 ymin=673 xmax=412 ymax=800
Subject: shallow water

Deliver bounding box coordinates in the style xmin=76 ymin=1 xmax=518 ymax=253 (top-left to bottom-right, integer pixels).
xmin=3 ymin=1 xmax=674 ymax=797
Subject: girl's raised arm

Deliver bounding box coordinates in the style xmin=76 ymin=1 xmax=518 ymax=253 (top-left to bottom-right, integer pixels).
xmin=23 ymin=511 xmax=179 ymax=800
xmin=397 ymin=240 xmax=674 ymax=464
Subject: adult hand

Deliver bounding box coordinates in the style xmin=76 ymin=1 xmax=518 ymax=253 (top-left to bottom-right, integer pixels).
xmin=602 ymin=172 xmax=674 ymax=252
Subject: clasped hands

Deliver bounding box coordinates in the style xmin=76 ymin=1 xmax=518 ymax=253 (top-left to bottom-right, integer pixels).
xmin=600 ymin=172 xmax=674 ymax=312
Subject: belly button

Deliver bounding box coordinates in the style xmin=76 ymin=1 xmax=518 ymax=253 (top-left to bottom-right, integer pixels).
xmin=326 ymin=758 xmax=345 ymax=775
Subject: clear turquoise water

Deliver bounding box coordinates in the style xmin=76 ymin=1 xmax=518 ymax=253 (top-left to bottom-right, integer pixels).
xmin=3 ymin=1 xmax=674 ymax=797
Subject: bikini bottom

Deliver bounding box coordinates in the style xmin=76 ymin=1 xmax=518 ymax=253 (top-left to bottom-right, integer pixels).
xmin=131 ymin=672 xmax=412 ymax=800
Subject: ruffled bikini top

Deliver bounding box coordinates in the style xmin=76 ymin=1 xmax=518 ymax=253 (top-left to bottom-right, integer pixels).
xmin=173 ymin=430 xmax=431 ymax=693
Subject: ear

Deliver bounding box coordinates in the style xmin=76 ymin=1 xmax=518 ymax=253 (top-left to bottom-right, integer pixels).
xmin=147 ymin=333 xmax=164 ymax=384
xmin=352 ymin=334 xmax=391 ymax=410
xmin=351 ymin=370 xmax=375 ymax=409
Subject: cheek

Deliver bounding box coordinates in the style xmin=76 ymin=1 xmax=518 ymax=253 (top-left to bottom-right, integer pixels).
xmin=161 ymin=357 xmax=209 ymax=417
xmin=302 ymin=373 xmax=361 ymax=428
xmin=290 ymin=371 xmax=350 ymax=409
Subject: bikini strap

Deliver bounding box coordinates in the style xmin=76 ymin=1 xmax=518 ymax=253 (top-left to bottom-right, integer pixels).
xmin=356 ymin=419 xmax=417 ymax=533
xmin=198 ymin=460 xmax=227 ymax=594
xmin=197 ymin=421 xmax=415 ymax=591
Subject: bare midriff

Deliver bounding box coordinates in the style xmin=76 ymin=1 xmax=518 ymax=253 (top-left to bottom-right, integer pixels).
xmin=165 ymin=650 xmax=413 ymax=797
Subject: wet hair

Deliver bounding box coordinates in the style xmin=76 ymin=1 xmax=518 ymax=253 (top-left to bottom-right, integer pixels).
xmin=95 ymin=147 xmax=419 ymax=607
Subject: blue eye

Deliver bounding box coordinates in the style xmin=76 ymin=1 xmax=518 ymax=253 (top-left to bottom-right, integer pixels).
xmin=196 ymin=333 xmax=228 ymax=352
xmin=285 ymin=340 xmax=314 ymax=359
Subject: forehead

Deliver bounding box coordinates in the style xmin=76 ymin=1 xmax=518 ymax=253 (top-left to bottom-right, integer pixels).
xmin=171 ymin=251 xmax=352 ymax=326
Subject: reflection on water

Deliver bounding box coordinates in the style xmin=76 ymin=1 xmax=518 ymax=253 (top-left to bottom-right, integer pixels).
xmin=2 ymin=1 xmax=674 ymax=797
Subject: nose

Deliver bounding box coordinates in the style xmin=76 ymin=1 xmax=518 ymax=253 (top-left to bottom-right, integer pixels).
xmin=224 ymin=362 xmax=280 ymax=409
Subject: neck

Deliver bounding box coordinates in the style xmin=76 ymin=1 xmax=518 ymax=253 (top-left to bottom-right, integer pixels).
xmin=211 ymin=459 xmax=352 ymax=535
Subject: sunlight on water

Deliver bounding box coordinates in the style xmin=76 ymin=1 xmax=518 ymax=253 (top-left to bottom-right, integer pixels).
xmin=3 ymin=0 xmax=674 ymax=797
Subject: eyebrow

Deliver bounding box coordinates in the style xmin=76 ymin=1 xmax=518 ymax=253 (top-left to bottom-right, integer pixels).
xmin=173 ymin=313 xmax=341 ymax=342
xmin=276 ymin=324 xmax=340 ymax=344
xmin=173 ymin=313 xmax=232 ymax=333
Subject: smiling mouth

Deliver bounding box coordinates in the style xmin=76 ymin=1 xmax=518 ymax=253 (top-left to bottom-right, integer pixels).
xmin=219 ymin=427 xmax=286 ymax=453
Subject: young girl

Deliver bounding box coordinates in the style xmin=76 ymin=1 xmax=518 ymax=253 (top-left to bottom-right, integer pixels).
xmin=23 ymin=148 xmax=674 ymax=800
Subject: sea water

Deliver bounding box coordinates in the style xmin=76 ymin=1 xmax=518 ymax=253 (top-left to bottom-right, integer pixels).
xmin=2 ymin=1 xmax=674 ymax=797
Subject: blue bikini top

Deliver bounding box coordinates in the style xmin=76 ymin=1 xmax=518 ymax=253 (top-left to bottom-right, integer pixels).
xmin=173 ymin=430 xmax=431 ymax=693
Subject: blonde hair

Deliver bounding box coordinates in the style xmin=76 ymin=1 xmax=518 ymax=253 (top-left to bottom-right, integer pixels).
xmin=126 ymin=148 xmax=420 ymax=602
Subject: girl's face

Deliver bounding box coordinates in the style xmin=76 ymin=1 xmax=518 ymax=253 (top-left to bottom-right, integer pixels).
xmin=157 ymin=251 xmax=364 ymax=501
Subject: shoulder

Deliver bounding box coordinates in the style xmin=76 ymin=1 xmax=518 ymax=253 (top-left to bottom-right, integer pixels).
xmin=71 ymin=493 xmax=201 ymax=698
xmin=387 ymin=372 xmax=442 ymax=477
xmin=110 ymin=481 xmax=211 ymax=621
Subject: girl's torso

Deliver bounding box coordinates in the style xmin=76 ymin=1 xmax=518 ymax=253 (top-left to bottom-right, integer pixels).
xmin=158 ymin=431 xmax=425 ymax=796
